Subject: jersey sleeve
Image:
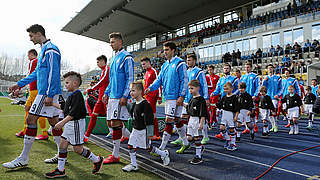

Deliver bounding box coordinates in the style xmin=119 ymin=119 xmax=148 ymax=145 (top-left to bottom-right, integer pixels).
xmin=149 ymin=65 xmax=164 ymax=92
xmin=232 ymin=78 xmax=239 ymax=95
xmin=212 ymin=78 xmax=222 ymax=96
xmin=91 ymin=67 xmax=109 ymax=91
xmin=177 ymin=62 xmax=188 ymax=98
xmin=268 ymin=96 xmax=275 ymax=111
xmin=293 ymin=80 xmax=301 ymax=97
xmin=17 ymin=67 xmax=38 ymax=88
xmin=297 ymin=95 xmax=303 ymax=106
xmin=206 ymin=75 xmax=213 ymax=88
xmin=233 ymin=95 xmax=240 ymax=113
xmin=254 ymin=76 xmax=260 ymax=97
xmin=45 ymin=50 xmax=61 ymax=98
xmin=198 ymin=71 xmax=209 ymax=100
xmin=122 ymin=57 xmax=134 ymax=98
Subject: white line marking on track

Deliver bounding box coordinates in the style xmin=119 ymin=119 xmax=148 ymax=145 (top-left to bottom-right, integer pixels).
xmin=245 ymin=141 xmax=320 ymax=158
xmin=204 ymin=148 xmax=312 ymax=178
xmin=93 ymin=135 xmax=201 ymax=180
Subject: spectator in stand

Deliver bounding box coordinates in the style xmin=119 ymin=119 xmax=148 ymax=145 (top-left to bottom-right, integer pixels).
xmin=297 ymin=61 xmax=307 ymax=73
xmin=287 ymin=2 xmax=292 ymax=16
xmin=293 ymin=45 xmax=303 ymax=60
xmin=253 ymin=64 xmax=262 ymax=75
xmin=315 ymin=44 xmax=320 ymax=57
xmin=289 ymin=61 xmax=298 ymax=74
xmin=231 ymin=50 xmax=237 ymax=61
xmin=269 ymin=45 xmax=275 ymax=57
xmin=304 ymin=39 xmax=311 ymax=52
xmin=236 ymin=49 xmax=241 ymax=59
xmin=311 ymin=39 xmax=319 ymax=51
xmin=256 ymin=48 xmax=263 ymax=59
xmin=275 ymin=45 xmax=284 ymax=56
xmin=283 ymin=54 xmax=291 ymax=63
xmin=285 ymin=44 xmax=292 ymax=54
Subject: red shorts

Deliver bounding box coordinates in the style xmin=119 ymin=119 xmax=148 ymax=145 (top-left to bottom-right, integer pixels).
xmin=145 ymin=94 xmax=158 ymax=113
xmin=93 ymin=100 xmax=106 ymax=116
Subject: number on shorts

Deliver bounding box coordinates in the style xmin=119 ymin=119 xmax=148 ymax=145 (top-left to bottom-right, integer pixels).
xmin=31 ymin=104 xmax=37 ymax=112
xmin=170 ymin=108 xmax=175 ymax=115
xmin=113 ymin=110 xmax=118 ymax=118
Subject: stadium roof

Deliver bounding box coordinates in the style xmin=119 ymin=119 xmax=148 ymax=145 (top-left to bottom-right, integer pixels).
xmin=62 ymin=0 xmax=254 ymax=46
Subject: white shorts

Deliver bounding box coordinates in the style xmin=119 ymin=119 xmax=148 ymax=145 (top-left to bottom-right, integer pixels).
xmin=128 ymin=128 xmax=149 ymax=149
xmin=29 ymin=95 xmax=60 ymax=118
xmin=165 ymin=100 xmax=183 ymax=118
xmin=61 ymin=119 xmax=86 ymax=146
xmin=260 ymin=109 xmax=270 ymax=121
xmin=304 ymin=104 xmax=313 ymax=114
xmin=107 ymin=99 xmax=131 ymax=121
xmin=238 ymin=109 xmax=251 ymax=123
xmin=287 ymin=107 xmax=300 ymax=120
xmin=181 ymin=103 xmax=188 ymax=115
xmin=187 ymin=116 xmax=202 ymax=137
xmin=221 ymin=110 xmax=235 ymax=128
xmin=272 ymin=100 xmax=278 ymax=109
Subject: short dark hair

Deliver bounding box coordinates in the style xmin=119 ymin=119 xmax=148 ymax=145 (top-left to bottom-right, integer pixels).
xmin=236 ymin=69 xmax=240 ymax=73
xmin=28 ymin=49 xmax=37 ymax=56
xmin=239 ymin=82 xmax=247 ymax=89
xmin=224 ymin=63 xmax=231 ymax=68
xmin=259 ymin=86 xmax=267 ymax=93
xmin=163 ymin=41 xmax=177 ymax=52
xmin=267 ymin=64 xmax=274 ymax=68
xmin=306 ymin=86 xmax=312 ymax=91
xmin=188 ymin=80 xmax=200 ymax=87
xmin=208 ymin=65 xmax=215 ymax=69
xmin=141 ymin=57 xmax=151 ymax=63
xmin=109 ymin=32 xmax=123 ymax=41
xmin=245 ymin=61 xmax=252 ymax=67
xmin=97 ymin=55 xmax=107 ymax=63
xmin=63 ymin=71 xmax=82 ymax=86
xmin=187 ymin=53 xmax=197 ymax=61
xmin=26 ymin=24 xmax=45 ymax=37
xmin=312 ymin=79 xmax=317 ymax=82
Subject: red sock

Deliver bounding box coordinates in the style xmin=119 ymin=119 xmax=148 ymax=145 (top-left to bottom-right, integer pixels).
xmin=154 ymin=117 xmax=159 ymax=137
xmin=85 ymin=114 xmax=97 ymax=137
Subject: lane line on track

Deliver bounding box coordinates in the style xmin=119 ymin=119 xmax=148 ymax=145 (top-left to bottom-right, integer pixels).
xmin=92 ymin=135 xmax=201 ymax=180
xmin=204 ymin=148 xmax=312 ymax=178
xmin=208 ymin=135 xmax=320 ymax=158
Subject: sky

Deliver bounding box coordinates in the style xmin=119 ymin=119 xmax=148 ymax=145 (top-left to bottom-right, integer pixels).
xmin=0 ymin=0 xmax=113 ymax=73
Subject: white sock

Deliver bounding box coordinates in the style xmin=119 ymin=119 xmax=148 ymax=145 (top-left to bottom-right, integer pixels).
xmin=154 ymin=147 xmax=166 ymax=157
xmin=177 ymin=126 xmax=189 ymax=146
xmin=53 ymin=136 xmax=61 ymax=154
xmin=196 ymin=145 xmax=202 ymax=158
xmin=108 ymin=127 xmax=113 ymax=134
xmin=236 ymin=130 xmax=241 ymax=138
xmin=263 ymin=126 xmax=267 ymax=133
xmin=308 ymin=120 xmax=312 ymax=126
xmin=202 ymin=124 xmax=209 ymax=138
xmin=230 ymin=135 xmax=236 ymax=145
xmin=159 ymin=132 xmax=171 ymax=150
xmin=88 ymin=152 xmax=100 ymax=163
xmin=122 ymin=126 xmax=131 ymax=138
xmin=294 ymin=124 xmax=299 ymax=131
xmin=58 ymin=157 xmax=66 ymax=171
xmin=244 ymin=123 xmax=249 ymax=130
xmin=19 ymin=135 xmax=35 ymax=161
xmin=270 ymin=117 xmax=275 ymax=128
xmin=222 ymin=131 xmax=229 ymax=140
xmin=129 ymin=152 xmax=137 ymax=167
xmin=112 ymin=139 xmax=121 ymax=158
xmin=288 ymin=120 xmax=290 ymax=124
xmin=290 ymin=125 xmax=294 ymax=132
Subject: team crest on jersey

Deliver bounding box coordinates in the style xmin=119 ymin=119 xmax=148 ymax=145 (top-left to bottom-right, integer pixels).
xmin=250 ymin=77 xmax=253 ymax=79
xmin=193 ymin=106 xmax=197 ymax=110
xmin=274 ymin=79 xmax=277 ymax=81
xmin=172 ymin=64 xmax=175 ymax=68
xmin=116 ymin=58 xmax=120 ymax=64
xmin=192 ymin=73 xmax=195 ymax=76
